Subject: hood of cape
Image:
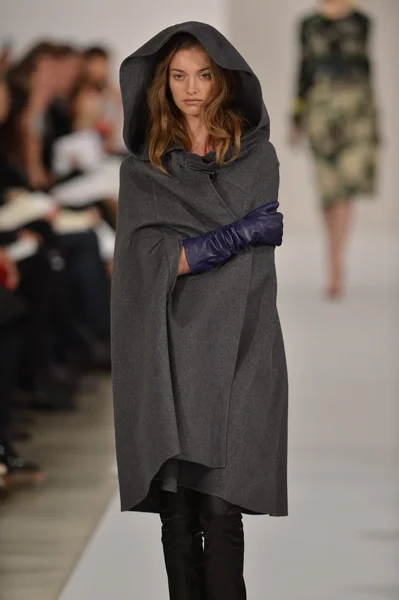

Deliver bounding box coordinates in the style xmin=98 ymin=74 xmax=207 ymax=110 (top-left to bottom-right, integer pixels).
xmin=119 ymin=21 xmax=270 ymax=160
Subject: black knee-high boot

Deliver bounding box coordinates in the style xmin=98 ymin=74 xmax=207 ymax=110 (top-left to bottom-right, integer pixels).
xmin=198 ymin=493 xmax=247 ymax=600
xmin=160 ymin=488 xmax=205 ymax=600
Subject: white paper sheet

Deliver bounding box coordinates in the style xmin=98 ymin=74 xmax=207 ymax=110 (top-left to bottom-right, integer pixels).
xmin=52 ymin=156 xmax=122 ymax=207
xmin=0 ymin=192 xmax=55 ymax=231
xmin=52 ymin=130 xmax=105 ymax=176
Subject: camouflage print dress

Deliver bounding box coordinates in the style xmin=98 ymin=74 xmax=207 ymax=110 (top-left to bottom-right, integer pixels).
xmin=292 ymin=10 xmax=378 ymax=206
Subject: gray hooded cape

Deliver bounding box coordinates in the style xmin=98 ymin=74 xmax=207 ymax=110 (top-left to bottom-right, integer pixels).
xmin=111 ymin=21 xmax=288 ymax=516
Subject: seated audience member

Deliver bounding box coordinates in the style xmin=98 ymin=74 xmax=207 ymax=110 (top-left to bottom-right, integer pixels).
xmin=43 ymin=45 xmax=84 ymax=170
xmin=7 ymin=41 xmax=63 ymax=190
xmin=0 ymin=36 xmax=119 ymax=497
xmin=0 ymin=247 xmax=45 ymax=483
xmin=12 ymin=43 xmax=119 ymax=229
xmin=0 ymin=74 xmax=111 ymax=406
xmin=0 ymin=37 xmax=13 ymax=74
xmin=71 ymin=46 xmax=123 ymax=155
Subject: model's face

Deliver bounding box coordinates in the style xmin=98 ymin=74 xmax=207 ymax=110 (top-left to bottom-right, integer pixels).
xmin=169 ymin=46 xmax=213 ymax=118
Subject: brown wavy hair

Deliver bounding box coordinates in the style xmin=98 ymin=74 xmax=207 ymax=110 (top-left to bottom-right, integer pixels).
xmin=147 ymin=34 xmax=245 ymax=174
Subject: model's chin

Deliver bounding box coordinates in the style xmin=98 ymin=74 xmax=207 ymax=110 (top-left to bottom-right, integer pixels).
xmin=179 ymin=104 xmax=202 ymax=118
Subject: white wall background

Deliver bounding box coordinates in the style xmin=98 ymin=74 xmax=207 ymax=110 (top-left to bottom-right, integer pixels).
xmin=2 ymin=0 xmax=398 ymax=234
xmin=1 ymin=0 xmax=229 ymax=76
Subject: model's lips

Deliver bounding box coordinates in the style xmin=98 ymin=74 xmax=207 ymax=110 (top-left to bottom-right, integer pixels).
xmin=183 ymin=99 xmax=203 ymax=104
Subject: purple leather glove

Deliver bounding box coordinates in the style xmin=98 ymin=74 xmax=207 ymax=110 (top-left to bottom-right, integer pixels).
xmin=182 ymin=200 xmax=283 ymax=275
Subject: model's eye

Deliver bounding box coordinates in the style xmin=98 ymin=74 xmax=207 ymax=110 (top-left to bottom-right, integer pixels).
xmin=173 ymin=74 xmax=184 ymax=80
xmin=201 ymin=72 xmax=211 ymax=79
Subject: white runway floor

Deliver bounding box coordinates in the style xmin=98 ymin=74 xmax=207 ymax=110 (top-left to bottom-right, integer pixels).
xmin=59 ymin=233 xmax=399 ymax=600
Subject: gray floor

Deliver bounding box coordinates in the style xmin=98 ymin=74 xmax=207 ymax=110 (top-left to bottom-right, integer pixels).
xmin=0 ymin=375 xmax=117 ymax=600
xmin=59 ymin=233 xmax=399 ymax=600
xmin=1 ymin=233 xmax=398 ymax=600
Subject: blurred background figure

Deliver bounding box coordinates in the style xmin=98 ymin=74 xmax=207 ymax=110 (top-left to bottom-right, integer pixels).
xmin=0 ymin=37 xmax=13 ymax=73
xmin=0 ymin=36 xmax=123 ymax=492
xmin=290 ymin=0 xmax=379 ymax=298
xmin=71 ymin=45 xmax=123 ymax=155
xmin=0 ymin=246 xmax=46 ymax=487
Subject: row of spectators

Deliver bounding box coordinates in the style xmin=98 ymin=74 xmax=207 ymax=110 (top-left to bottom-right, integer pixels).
xmin=0 ymin=39 xmax=124 ymax=491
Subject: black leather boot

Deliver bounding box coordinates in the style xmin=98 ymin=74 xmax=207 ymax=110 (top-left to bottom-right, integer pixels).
xmin=198 ymin=493 xmax=247 ymax=600
xmin=160 ymin=488 xmax=206 ymax=600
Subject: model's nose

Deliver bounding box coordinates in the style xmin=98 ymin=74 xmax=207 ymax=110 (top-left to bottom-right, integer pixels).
xmin=186 ymin=76 xmax=198 ymax=95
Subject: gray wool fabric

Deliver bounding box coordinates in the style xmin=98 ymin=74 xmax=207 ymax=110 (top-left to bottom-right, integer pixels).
xmin=111 ymin=21 xmax=289 ymax=516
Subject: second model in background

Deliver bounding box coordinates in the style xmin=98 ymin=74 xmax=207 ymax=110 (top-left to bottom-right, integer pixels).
xmin=291 ymin=0 xmax=379 ymax=298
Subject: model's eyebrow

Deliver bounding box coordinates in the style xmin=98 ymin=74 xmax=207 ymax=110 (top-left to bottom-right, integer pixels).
xmin=170 ymin=67 xmax=211 ymax=73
